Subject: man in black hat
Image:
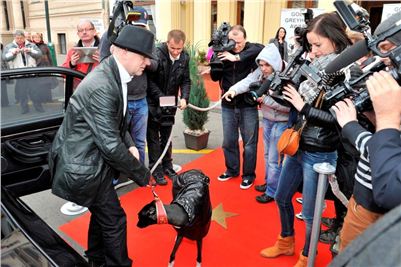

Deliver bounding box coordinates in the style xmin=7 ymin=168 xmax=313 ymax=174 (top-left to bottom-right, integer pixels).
xmin=49 ymin=25 xmax=154 ymax=266
xmin=99 ymin=6 xmax=156 ymax=166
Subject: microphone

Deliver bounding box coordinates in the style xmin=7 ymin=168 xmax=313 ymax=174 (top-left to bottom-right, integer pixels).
xmin=325 ymin=40 xmax=369 ymax=73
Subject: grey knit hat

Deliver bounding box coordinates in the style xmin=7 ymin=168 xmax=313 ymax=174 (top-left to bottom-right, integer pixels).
xmin=374 ymin=12 xmax=401 ymax=45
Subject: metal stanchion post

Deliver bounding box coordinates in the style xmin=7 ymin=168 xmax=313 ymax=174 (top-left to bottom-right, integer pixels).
xmin=307 ymin=162 xmax=336 ymax=267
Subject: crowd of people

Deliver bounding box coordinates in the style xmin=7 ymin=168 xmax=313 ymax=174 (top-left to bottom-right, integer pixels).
xmin=2 ymin=6 xmax=400 ymax=267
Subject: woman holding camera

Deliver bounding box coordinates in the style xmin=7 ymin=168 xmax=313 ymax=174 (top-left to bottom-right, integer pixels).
xmin=260 ymin=13 xmax=353 ymax=267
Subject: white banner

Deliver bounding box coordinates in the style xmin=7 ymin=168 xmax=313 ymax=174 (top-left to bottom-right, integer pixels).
xmin=381 ymin=3 xmax=401 ymax=22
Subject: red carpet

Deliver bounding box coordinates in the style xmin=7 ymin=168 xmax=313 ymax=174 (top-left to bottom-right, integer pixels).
xmin=60 ymin=131 xmax=335 ymax=266
xmin=202 ymin=74 xmax=221 ymax=102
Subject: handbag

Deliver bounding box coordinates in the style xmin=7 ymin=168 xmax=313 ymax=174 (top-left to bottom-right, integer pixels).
xmin=277 ymin=121 xmax=306 ymax=164
xmin=277 ymin=91 xmax=324 ymax=164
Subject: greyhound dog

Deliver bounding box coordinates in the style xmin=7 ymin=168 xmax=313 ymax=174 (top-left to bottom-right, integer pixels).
xmin=137 ymin=169 xmax=211 ymax=267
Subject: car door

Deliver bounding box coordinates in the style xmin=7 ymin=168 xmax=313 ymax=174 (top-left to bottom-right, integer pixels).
xmin=1 ymin=67 xmax=85 ymax=197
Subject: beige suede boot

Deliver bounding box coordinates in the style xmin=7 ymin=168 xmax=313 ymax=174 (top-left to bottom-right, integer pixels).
xmin=260 ymin=235 xmax=295 ymax=258
xmin=294 ymin=252 xmax=308 ymax=267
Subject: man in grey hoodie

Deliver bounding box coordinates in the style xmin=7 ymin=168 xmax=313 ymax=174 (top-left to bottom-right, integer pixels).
xmin=223 ymin=44 xmax=289 ymax=203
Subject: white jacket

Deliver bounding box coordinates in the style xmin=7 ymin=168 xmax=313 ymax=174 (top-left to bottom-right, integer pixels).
xmin=2 ymin=40 xmax=42 ymax=69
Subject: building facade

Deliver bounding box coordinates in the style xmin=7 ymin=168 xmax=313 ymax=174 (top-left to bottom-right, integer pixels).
xmin=0 ymin=0 xmax=398 ymax=61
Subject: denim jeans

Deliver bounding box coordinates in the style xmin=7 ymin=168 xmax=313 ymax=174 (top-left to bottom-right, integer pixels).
xmin=221 ymin=106 xmax=259 ymax=180
xmin=128 ymin=98 xmax=148 ymax=164
xmin=262 ymin=119 xmax=288 ymax=197
xmin=275 ymin=149 xmax=337 ymax=256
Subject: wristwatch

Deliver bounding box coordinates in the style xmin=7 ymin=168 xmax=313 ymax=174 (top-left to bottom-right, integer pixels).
xmin=235 ymin=54 xmax=240 ymax=61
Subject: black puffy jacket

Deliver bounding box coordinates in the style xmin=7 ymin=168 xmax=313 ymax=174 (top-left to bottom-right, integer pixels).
xmin=172 ymin=170 xmax=211 ymax=240
xmin=49 ymin=56 xmax=150 ymax=206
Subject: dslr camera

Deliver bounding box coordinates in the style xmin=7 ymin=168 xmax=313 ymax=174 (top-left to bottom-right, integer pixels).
xmin=323 ymin=0 xmax=401 ymax=112
xmin=160 ymin=106 xmax=177 ymax=127
xmin=208 ymin=22 xmax=236 ymax=81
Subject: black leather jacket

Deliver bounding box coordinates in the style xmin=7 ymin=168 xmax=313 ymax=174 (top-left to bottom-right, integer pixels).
xmin=298 ymin=61 xmax=364 ymax=152
xmin=299 ymin=102 xmax=339 ymax=152
xmin=49 ymin=56 xmax=150 ymax=206
xmin=147 ymin=43 xmax=191 ymax=109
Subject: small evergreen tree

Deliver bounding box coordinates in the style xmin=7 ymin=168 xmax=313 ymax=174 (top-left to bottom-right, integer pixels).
xmin=183 ymin=43 xmax=210 ymax=132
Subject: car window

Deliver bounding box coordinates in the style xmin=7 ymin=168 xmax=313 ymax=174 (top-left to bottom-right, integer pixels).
xmin=1 ymin=74 xmax=66 ymax=129
xmin=1 ymin=206 xmax=53 ymax=266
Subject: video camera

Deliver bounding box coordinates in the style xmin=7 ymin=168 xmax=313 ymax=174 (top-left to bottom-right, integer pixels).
xmin=293 ymin=8 xmax=314 ymax=52
xmin=244 ymin=8 xmax=321 ymax=107
xmin=107 ymin=0 xmax=145 ymax=42
xmin=209 ymin=22 xmax=236 ymax=53
xmin=323 ymin=0 xmax=401 ymax=112
xmin=208 ymin=22 xmax=236 ymax=81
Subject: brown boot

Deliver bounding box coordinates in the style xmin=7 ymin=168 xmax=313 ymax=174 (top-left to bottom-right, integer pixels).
xmin=260 ymin=235 xmax=295 ymax=258
xmin=294 ymin=252 xmax=308 ymax=267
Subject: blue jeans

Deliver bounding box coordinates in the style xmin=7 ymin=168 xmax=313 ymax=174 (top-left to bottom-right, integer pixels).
xmin=128 ymin=98 xmax=148 ymax=164
xmin=262 ymin=119 xmax=288 ymax=197
xmin=222 ymin=106 xmax=259 ymax=180
xmin=275 ymin=149 xmax=337 ymax=256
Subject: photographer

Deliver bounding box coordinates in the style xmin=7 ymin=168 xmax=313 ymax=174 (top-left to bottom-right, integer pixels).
xmin=223 ymin=44 xmax=289 ymax=202
xmin=147 ymin=29 xmax=191 ymax=185
xmin=260 ymin=13 xmax=353 ymax=266
xmin=331 ymin=11 xmax=401 ymax=252
xmin=2 ymin=30 xmax=42 ymax=114
xmin=211 ymin=25 xmax=264 ymax=189
xmin=368 ymin=71 xmax=401 ymax=209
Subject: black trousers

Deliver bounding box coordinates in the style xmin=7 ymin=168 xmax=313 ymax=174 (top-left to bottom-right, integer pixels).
xmin=85 ymin=180 xmax=132 ymax=267
xmin=146 ymin=117 xmax=173 ymax=175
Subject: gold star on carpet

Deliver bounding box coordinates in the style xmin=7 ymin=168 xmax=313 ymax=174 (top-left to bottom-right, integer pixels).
xmin=211 ymin=203 xmax=238 ymax=229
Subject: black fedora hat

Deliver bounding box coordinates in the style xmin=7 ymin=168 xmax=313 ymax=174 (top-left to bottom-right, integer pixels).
xmin=112 ymin=25 xmax=155 ymax=59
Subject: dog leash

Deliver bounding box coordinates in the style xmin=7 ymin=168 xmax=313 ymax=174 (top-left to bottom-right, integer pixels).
xmin=147 ymin=175 xmax=168 ymax=224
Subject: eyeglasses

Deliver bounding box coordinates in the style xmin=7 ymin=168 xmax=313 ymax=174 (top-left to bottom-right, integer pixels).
xmin=78 ymin=28 xmax=94 ymax=33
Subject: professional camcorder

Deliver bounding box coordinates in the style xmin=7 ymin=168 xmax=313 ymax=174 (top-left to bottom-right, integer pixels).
xmin=243 ymin=9 xmax=320 ymax=106
xmin=245 ymin=50 xmax=336 ymax=107
xmin=208 ymin=22 xmax=236 ymax=81
xmin=107 ymin=0 xmax=145 ymax=42
xmin=293 ymin=8 xmax=314 ymax=52
xmin=323 ymin=0 xmax=401 ymax=112
xmin=209 ymin=22 xmax=236 ymax=53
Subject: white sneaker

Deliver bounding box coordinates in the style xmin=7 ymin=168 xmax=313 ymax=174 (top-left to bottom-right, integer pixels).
xmin=295 ymin=212 xmax=303 ymax=220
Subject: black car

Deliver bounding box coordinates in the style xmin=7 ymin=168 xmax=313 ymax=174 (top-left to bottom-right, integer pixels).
xmin=1 ymin=67 xmax=90 ymax=266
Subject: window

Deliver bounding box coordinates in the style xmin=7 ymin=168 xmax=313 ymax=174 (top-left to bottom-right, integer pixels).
xmin=288 ymin=0 xmax=318 ymax=8
xmin=1 ymin=74 xmax=65 ymax=127
xmin=58 ymin=33 xmax=66 ymax=55
xmin=2 ymin=1 xmax=9 ymax=31
xmin=20 ymin=1 xmax=26 ymax=29
xmin=211 ymin=1 xmax=217 ymax=35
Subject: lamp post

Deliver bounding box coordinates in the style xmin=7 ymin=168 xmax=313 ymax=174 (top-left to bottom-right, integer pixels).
xmin=44 ymin=0 xmax=57 ymax=65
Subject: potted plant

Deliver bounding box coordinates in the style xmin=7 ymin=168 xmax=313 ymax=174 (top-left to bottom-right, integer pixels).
xmin=183 ymin=43 xmax=210 ymax=151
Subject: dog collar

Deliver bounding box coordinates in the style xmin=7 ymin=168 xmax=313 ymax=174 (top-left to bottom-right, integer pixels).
xmin=155 ymin=197 xmax=168 ymax=224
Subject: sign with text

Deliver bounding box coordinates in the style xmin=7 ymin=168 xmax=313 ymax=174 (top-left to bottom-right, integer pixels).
xmin=280 ymin=8 xmax=325 ymax=41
